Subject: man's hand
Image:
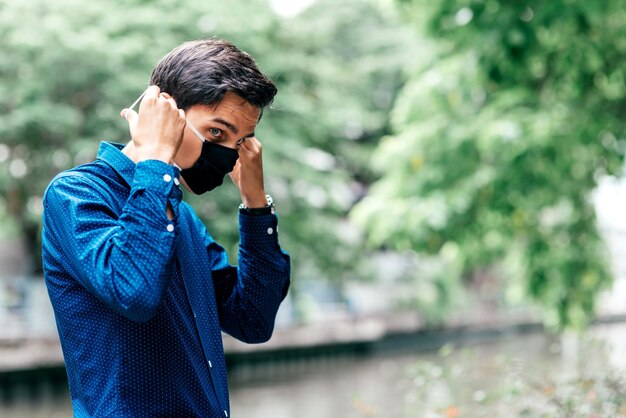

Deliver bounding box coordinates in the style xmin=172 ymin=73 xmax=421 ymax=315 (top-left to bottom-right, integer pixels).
xmin=229 ymin=137 xmax=267 ymax=208
xmin=120 ymin=86 xmax=186 ymax=164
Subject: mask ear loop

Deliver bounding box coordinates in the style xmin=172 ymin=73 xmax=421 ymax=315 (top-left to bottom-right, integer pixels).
xmin=128 ymin=89 xmax=147 ymax=112
xmin=186 ymin=121 xmax=207 ymax=143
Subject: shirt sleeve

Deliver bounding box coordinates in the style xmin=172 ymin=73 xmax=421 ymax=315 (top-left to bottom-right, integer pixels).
xmin=42 ymin=160 xmax=183 ymax=322
xmin=207 ymin=213 xmax=291 ymax=344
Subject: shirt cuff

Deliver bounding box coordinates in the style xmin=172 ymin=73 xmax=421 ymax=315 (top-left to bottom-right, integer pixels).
xmin=132 ymin=160 xmax=183 ymax=202
xmin=239 ymin=213 xmax=279 ymax=247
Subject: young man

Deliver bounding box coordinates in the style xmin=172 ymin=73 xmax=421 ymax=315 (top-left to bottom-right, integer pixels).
xmin=41 ymin=39 xmax=290 ymax=417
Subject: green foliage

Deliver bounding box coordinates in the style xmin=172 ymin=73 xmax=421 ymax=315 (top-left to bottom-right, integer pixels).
xmin=0 ymin=0 xmax=412 ymax=308
xmin=352 ymin=0 xmax=626 ymax=328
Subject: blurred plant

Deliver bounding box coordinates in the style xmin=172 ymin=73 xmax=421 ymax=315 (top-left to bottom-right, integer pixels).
xmin=352 ymin=0 xmax=626 ymax=328
xmin=405 ymin=338 xmax=626 ymax=417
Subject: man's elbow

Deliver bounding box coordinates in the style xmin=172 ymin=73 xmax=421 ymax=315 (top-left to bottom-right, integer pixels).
xmin=242 ymin=329 xmax=274 ymax=344
xmin=241 ymin=318 xmax=277 ymax=344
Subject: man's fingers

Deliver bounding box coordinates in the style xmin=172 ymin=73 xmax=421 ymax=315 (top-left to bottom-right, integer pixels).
xmin=247 ymin=137 xmax=262 ymax=150
xmin=237 ymin=137 xmax=261 ymax=155
xmin=159 ymin=92 xmax=179 ymax=111
xmin=121 ymin=108 xmax=139 ymax=125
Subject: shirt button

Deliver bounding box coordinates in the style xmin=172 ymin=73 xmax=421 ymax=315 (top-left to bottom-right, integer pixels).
xmin=208 ymin=360 xmax=213 ymax=368
xmin=267 ymin=227 xmax=274 ymax=235
xmin=224 ymin=411 xmax=228 ymax=417
xmin=174 ymin=177 xmax=180 ymax=186
xmin=166 ymin=224 xmax=174 ymax=232
xmin=163 ymin=174 xmax=172 ymax=182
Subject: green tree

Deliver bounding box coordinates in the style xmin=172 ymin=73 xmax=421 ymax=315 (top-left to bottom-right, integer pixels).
xmin=352 ymin=0 xmax=626 ymax=328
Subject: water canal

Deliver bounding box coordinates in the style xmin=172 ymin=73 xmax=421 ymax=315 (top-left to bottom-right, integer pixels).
xmin=1 ymin=322 xmax=625 ymax=418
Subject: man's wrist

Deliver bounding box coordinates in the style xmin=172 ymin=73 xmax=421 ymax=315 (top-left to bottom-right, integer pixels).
xmin=241 ymin=192 xmax=268 ymax=209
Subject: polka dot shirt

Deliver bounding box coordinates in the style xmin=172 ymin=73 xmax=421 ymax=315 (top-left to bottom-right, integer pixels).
xmin=41 ymin=142 xmax=291 ymax=417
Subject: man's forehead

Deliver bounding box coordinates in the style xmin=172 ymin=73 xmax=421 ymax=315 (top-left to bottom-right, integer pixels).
xmin=194 ymin=95 xmax=260 ymax=126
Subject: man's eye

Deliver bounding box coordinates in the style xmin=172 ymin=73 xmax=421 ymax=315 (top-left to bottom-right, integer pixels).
xmin=209 ymin=128 xmax=222 ymax=137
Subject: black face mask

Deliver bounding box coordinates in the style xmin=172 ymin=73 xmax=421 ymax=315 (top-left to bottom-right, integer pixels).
xmin=180 ymin=140 xmax=239 ymax=194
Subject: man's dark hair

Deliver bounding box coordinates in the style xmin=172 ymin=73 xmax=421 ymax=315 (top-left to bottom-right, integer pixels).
xmin=149 ymin=38 xmax=277 ymax=110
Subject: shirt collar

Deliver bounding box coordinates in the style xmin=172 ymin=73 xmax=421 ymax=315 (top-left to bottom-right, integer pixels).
xmin=96 ymin=142 xmax=136 ymax=186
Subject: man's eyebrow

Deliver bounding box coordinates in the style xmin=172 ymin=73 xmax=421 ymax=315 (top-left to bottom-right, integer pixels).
xmin=210 ymin=117 xmax=239 ymax=135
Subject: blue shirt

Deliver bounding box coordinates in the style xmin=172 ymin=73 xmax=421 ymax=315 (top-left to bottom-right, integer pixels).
xmin=41 ymin=142 xmax=290 ymax=417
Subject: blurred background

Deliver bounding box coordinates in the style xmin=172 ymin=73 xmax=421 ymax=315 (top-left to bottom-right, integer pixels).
xmin=1 ymin=0 xmax=626 ymax=416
